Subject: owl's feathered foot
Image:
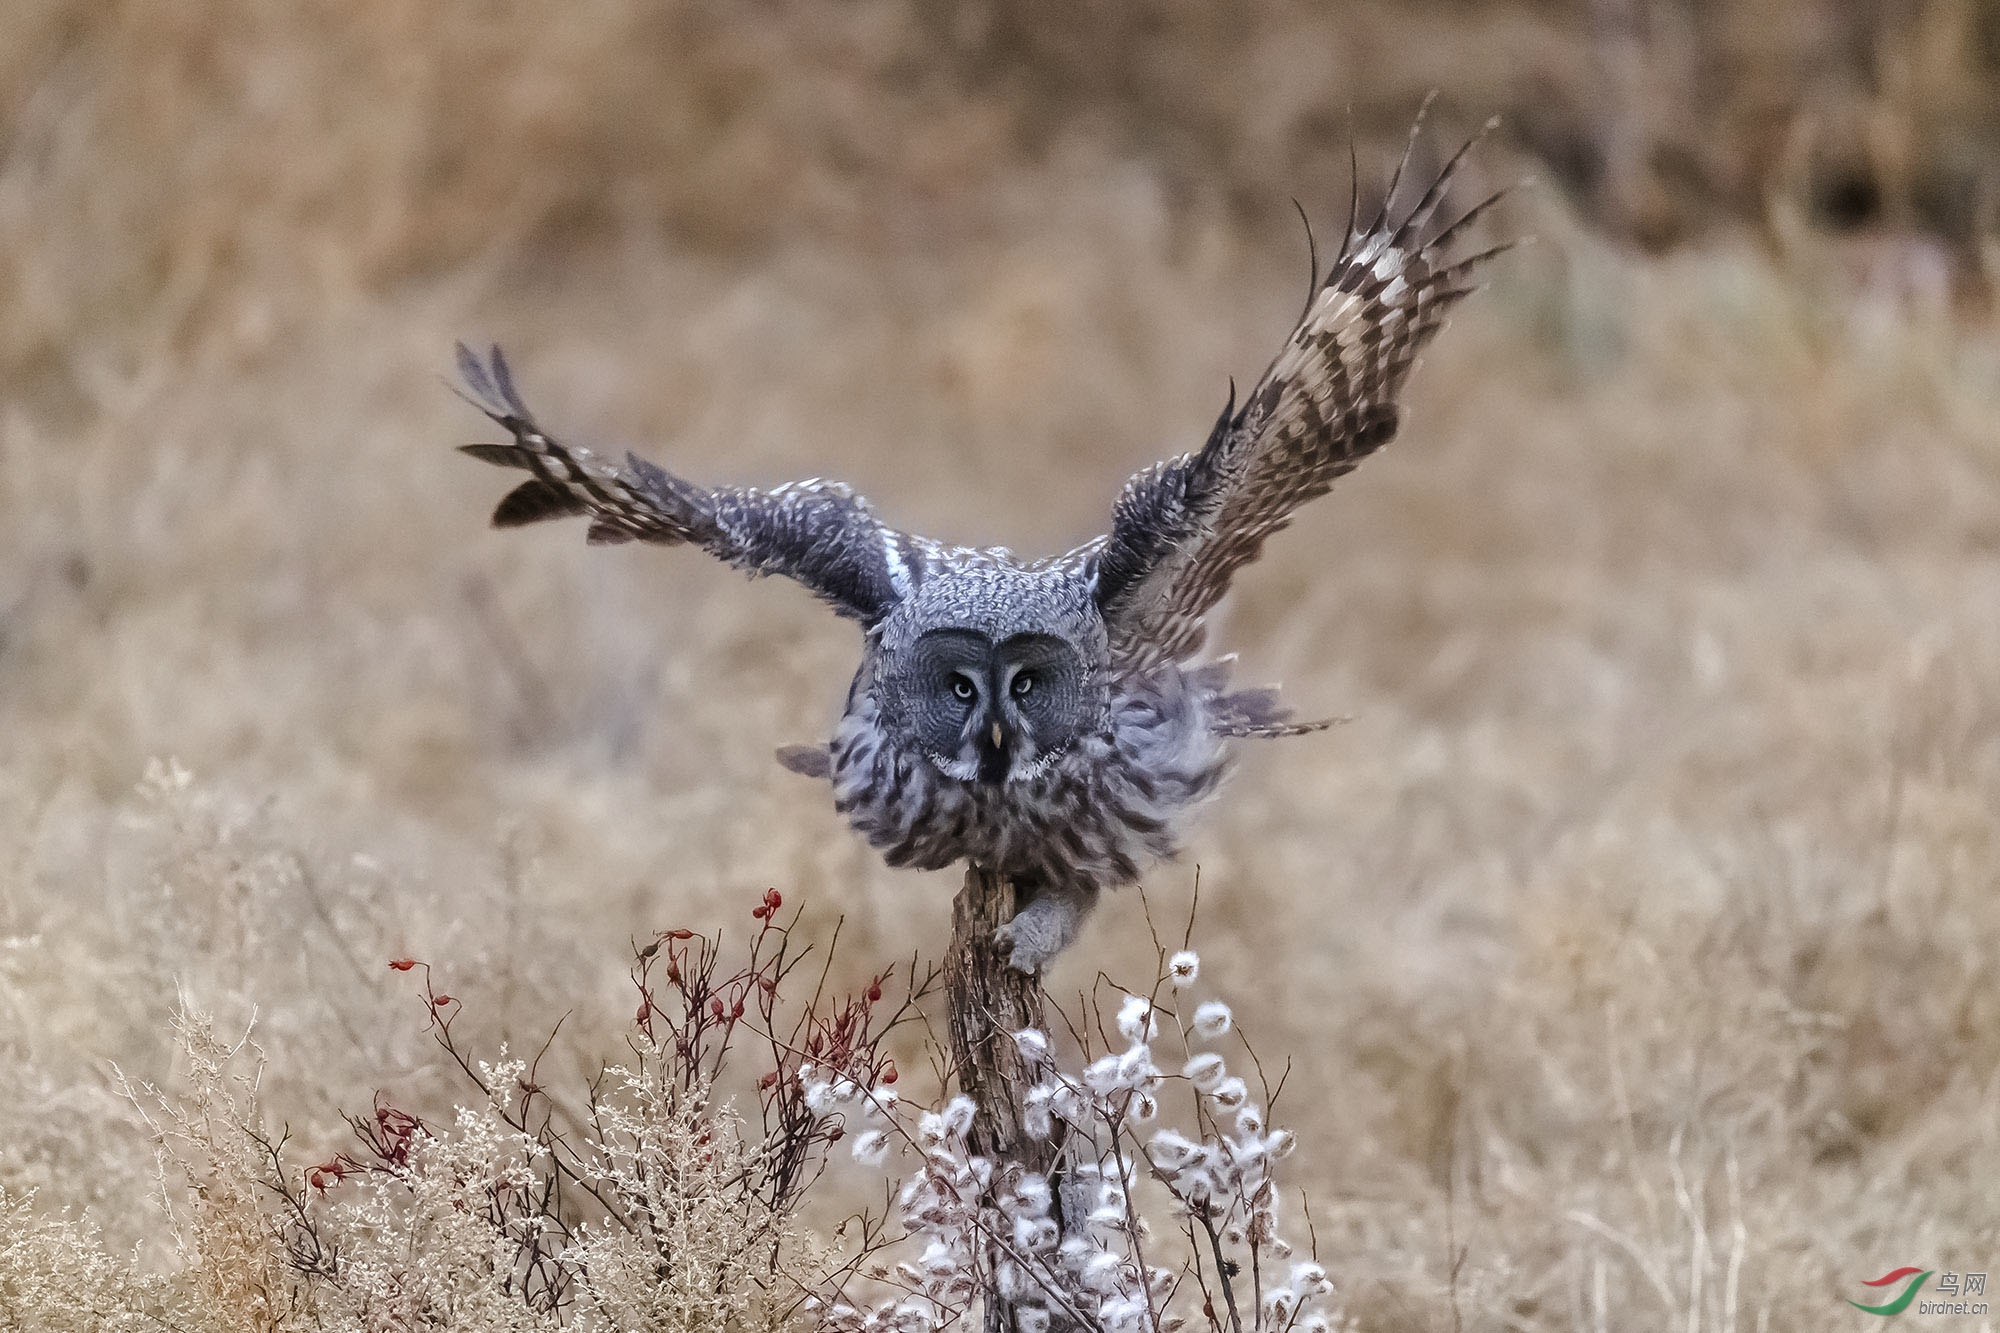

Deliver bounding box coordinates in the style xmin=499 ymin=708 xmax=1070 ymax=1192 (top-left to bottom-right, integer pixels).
xmin=993 ymin=877 xmax=1099 ymax=973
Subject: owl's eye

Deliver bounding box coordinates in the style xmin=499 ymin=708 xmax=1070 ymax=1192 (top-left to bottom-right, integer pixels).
xmin=951 ymin=675 xmax=977 ymax=702
xmin=1011 ymin=673 xmax=1035 ymax=698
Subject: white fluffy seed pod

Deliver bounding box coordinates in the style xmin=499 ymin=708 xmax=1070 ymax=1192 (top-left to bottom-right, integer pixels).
xmin=1208 ymin=1076 xmax=1249 ymax=1111
xmin=940 ymin=1096 xmax=977 ymax=1138
xmin=1177 ymin=1166 xmax=1216 ymax=1204
xmin=1087 ymin=1204 xmax=1126 ymax=1231
xmin=850 ymin=1129 xmax=891 ymax=1167
xmin=1101 ymin=1297 xmax=1149 ymax=1333
xmin=1084 ymin=1054 xmax=1125 ymax=1093
xmin=1012 ymin=1027 xmax=1052 ymax=1064
xmin=1191 ymin=1000 xmax=1233 ymax=1040
xmin=1167 ymin=951 xmax=1200 ymax=987
xmin=1013 ymin=1214 xmax=1058 ymax=1252
xmin=1082 ymin=1250 xmax=1125 ymax=1291
xmin=1262 ymin=1287 xmax=1299 ymax=1323
xmin=1181 ymin=1052 xmax=1227 ymax=1091
xmin=1148 ymin=1128 xmax=1200 ymax=1170
xmin=1116 ymin=1046 xmax=1158 ymax=1089
xmin=1117 ymin=994 xmax=1157 ymax=1042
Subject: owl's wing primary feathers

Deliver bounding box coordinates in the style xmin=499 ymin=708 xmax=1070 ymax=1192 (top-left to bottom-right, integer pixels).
xmin=1090 ymin=115 xmax=1510 ymax=672
xmin=455 ymin=343 xmax=912 ymax=626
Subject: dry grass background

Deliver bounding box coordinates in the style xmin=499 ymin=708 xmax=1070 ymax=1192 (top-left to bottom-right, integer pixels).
xmin=2 ymin=1 xmax=1999 ymax=1328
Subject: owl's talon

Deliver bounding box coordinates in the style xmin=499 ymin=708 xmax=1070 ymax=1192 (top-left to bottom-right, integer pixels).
xmin=991 ymin=922 xmax=1040 ymax=974
xmin=993 ymin=896 xmax=1085 ymax=974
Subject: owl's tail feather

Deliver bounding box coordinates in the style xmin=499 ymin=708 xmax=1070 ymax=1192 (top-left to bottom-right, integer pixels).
xmin=776 ymin=744 xmax=833 ymax=780
xmin=1210 ymin=691 xmax=1344 ymax=739
xmin=1189 ymin=660 xmax=1345 ymax=739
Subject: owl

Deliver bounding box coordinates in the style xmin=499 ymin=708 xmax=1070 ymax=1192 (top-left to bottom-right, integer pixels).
xmin=455 ymin=119 xmax=1506 ymax=971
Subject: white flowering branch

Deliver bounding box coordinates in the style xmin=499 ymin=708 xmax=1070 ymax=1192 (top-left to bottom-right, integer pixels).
xmin=813 ymin=882 xmax=1341 ymax=1333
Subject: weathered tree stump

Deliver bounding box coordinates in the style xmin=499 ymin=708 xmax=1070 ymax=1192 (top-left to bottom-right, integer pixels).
xmin=944 ymin=865 xmax=1070 ymax=1332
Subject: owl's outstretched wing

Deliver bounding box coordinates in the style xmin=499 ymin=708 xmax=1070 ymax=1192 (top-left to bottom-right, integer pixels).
xmin=1089 ymin=115 xmax=1511 ymax=671
xmin=455 ymin=344 xmax=914 ymax=626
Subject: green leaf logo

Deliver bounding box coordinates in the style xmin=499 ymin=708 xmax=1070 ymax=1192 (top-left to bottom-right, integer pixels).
xmin=1847 ymin=1267 xmax=1933 ymax=1316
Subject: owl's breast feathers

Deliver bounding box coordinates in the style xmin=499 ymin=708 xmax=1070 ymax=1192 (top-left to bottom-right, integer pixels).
xmin=819 ymin=659 xmax=1293 ymax=892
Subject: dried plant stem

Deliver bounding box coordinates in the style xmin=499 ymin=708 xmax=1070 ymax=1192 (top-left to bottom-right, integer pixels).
xmin=1197 ymin=1210 xmax=1245 ymax=1333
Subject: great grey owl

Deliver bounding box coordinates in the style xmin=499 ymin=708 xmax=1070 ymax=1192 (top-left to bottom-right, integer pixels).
xmin=455 ymin=119 xmax=1506 ymax=971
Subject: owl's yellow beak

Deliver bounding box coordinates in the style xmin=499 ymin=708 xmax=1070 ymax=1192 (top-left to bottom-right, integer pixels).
xmin=974 ymin=713 xmax=1014 ymax=785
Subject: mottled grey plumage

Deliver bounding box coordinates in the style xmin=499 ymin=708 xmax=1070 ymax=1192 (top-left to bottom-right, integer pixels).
xmin=455 ymin=116 xmax=1507 ymax=970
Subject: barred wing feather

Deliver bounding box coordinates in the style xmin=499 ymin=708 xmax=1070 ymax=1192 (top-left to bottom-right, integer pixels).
xmin=455 ymin=343 xmax=907 ymax=626
xmin=1091 ymin=117 xmax=1510 ymax=671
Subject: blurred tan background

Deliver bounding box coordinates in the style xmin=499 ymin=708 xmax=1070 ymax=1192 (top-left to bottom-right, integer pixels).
xmin=2 ymin=2 xmax=1998 ymax=1328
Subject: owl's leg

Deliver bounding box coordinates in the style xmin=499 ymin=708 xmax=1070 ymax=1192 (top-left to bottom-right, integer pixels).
xmin=993 ymin=873 xmax=1099 ymax=974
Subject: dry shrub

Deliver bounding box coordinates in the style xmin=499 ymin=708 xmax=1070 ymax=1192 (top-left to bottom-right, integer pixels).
xmin=3 ymin=908 xmax=875 ymax=1332
xmin=0 ymin=1189 xmax=182 ymax=1331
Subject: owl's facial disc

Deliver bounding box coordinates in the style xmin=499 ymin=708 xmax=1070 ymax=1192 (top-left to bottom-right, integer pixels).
xmin=897 ymin=628 xmax=1090 ymax=784
xmin=992 ymin=632 xmax=1088 ymax=776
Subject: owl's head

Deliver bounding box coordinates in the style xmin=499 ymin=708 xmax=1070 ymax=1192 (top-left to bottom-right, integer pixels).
xmin=886 ymin=628 xmax=1096 ymax=782
xmin=872 ymin=559 xmax=1107 ymax=784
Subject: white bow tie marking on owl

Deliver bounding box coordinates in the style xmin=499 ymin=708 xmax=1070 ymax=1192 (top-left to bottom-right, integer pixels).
xmin=453 ymin=115 xmax=1508 ymax=972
